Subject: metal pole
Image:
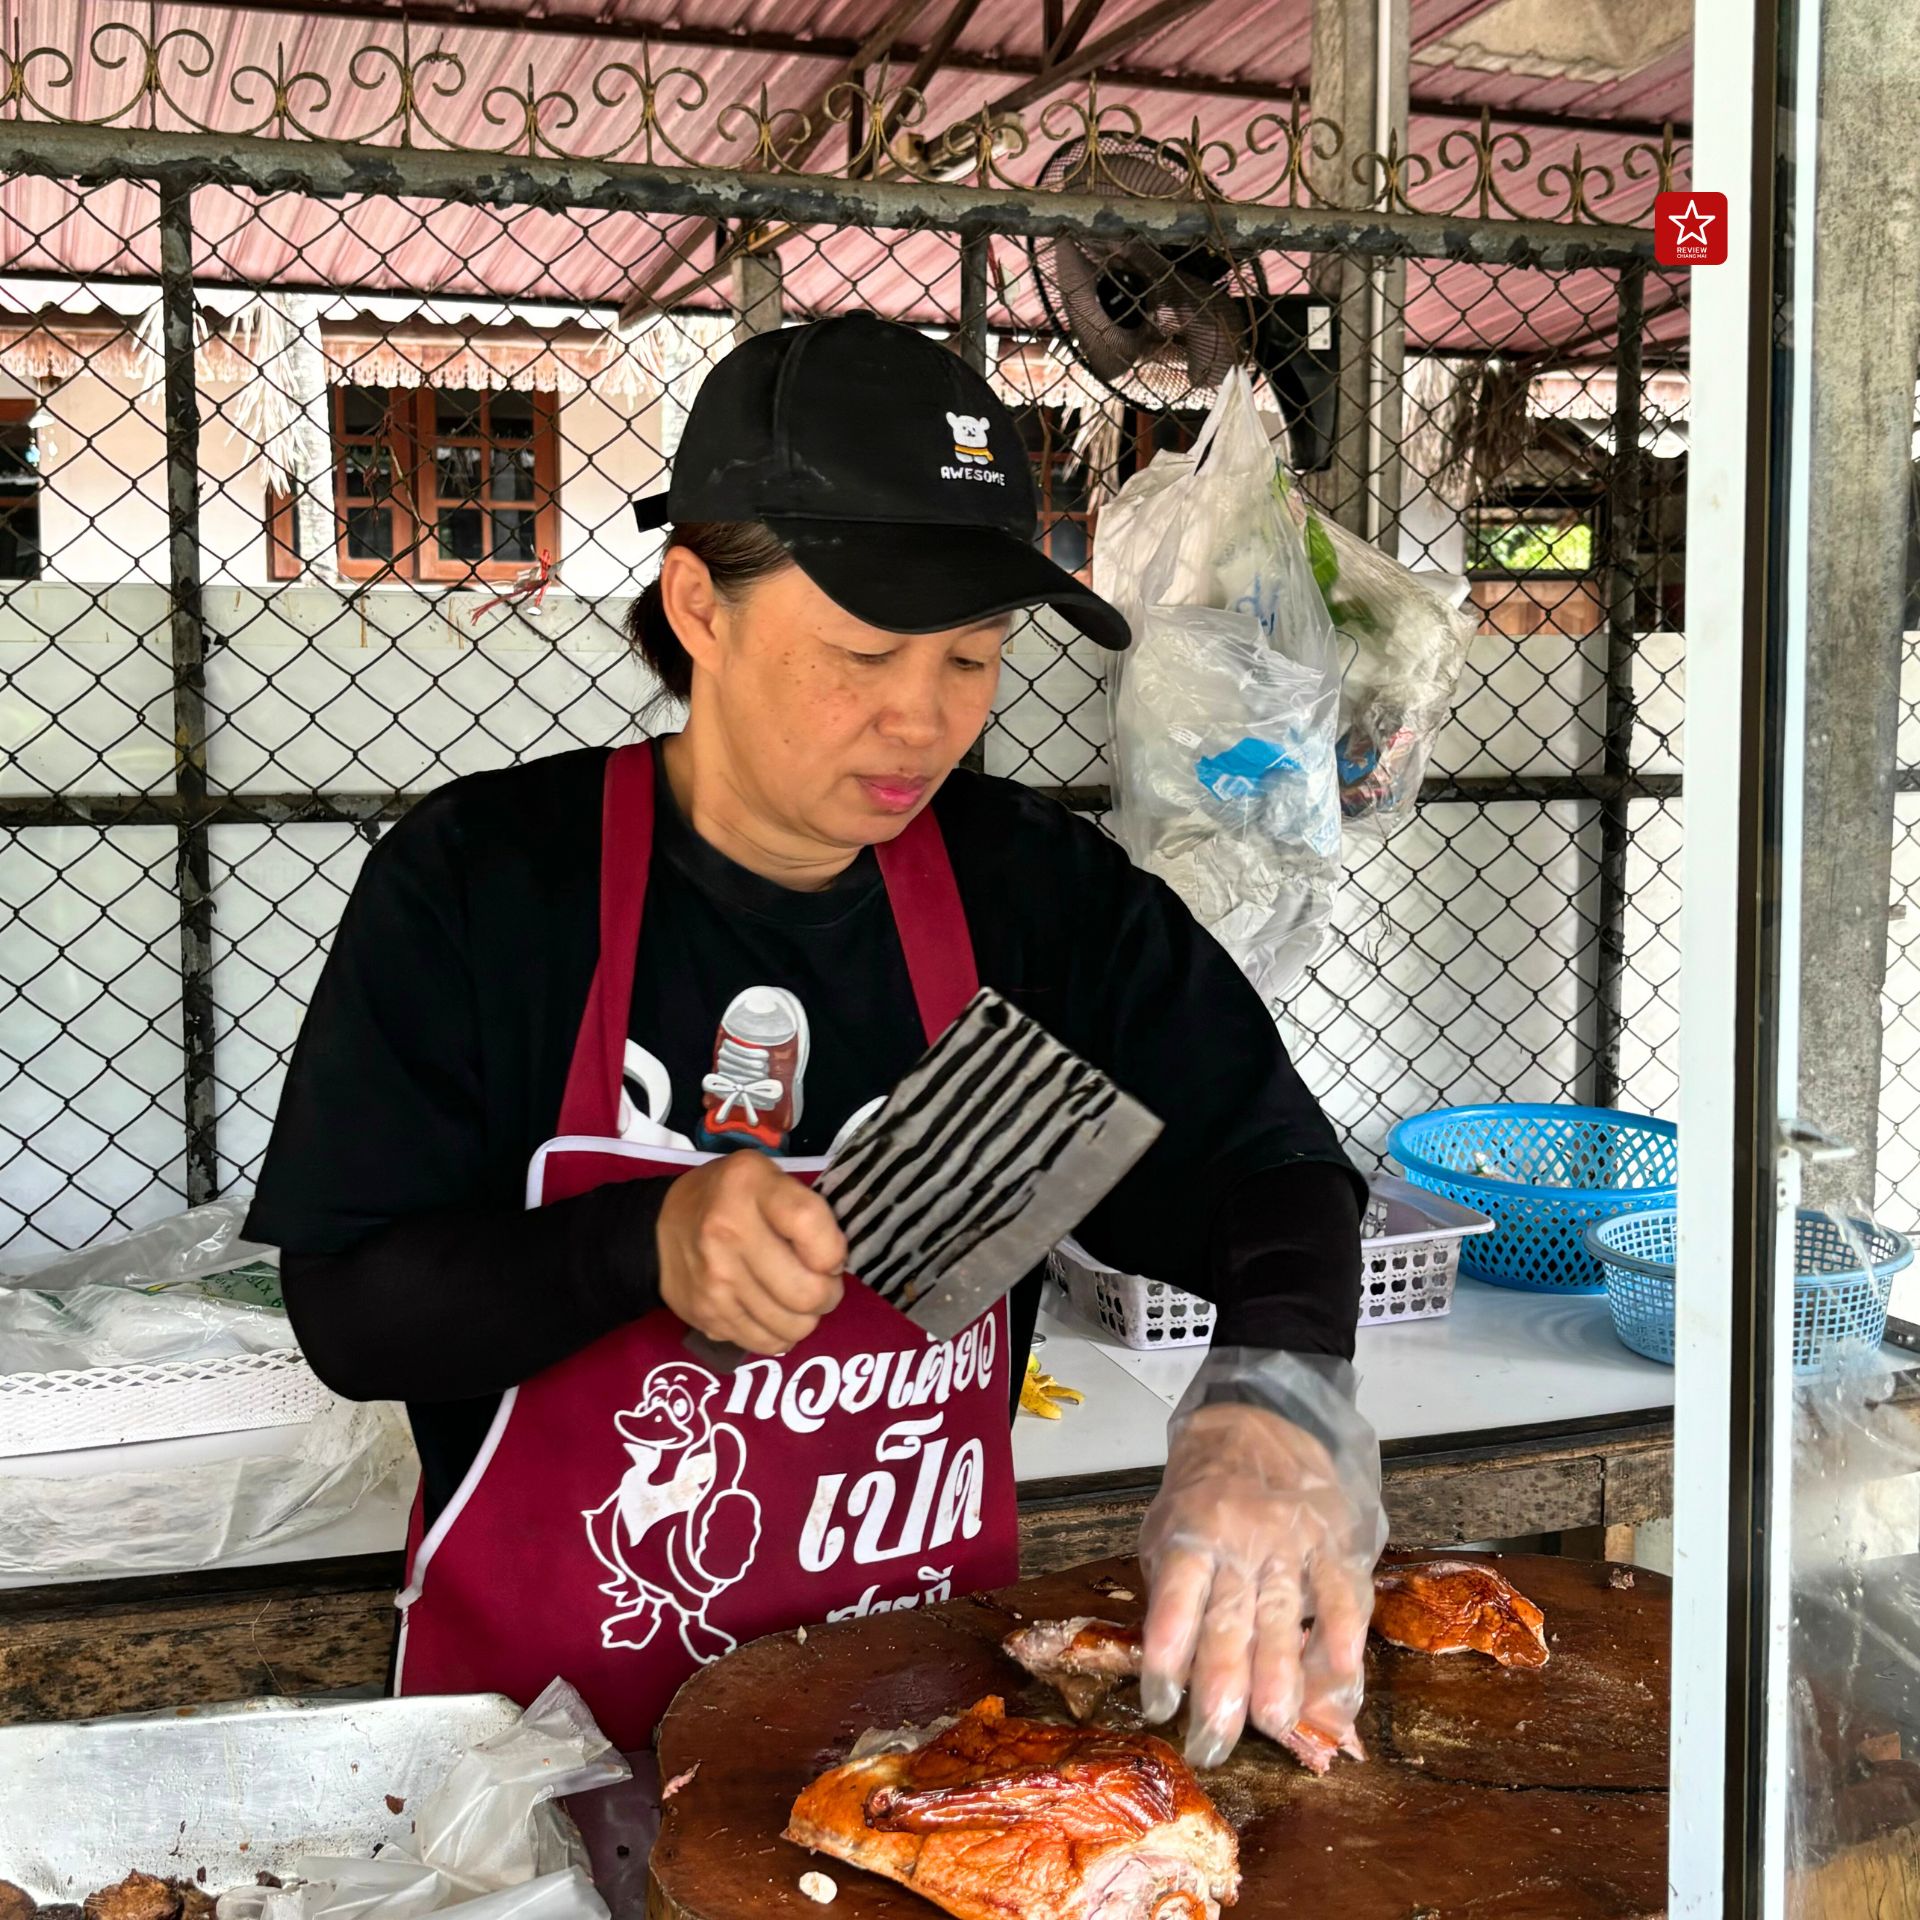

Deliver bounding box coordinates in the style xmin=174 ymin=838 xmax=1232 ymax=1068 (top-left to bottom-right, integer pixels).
xmin=956 ymin=231 xmax=989 ymax=375
xmin=1591 ymin=262 xmax=1646 ymax=1110
xmin=158 ymin=182 xmax=218 ymax=1208
xmin=0 ymin=124 xmax=1659 ymax=272
xmin=1670 ymin=0 xmax=1789 ymax=1902
xmin=959 ymin=230 xmax=990 ymax=777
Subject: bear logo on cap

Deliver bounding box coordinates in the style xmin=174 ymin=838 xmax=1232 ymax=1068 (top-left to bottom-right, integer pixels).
xmin=946 ymin=412 xmax=994 ymax=467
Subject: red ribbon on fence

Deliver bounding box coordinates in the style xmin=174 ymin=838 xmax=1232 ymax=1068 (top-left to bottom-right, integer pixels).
xmin=470 ymin=547 xmax=555 ymax=624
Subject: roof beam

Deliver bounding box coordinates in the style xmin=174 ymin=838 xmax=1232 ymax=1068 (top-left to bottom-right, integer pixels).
xmin=1046 ymin=0 xmax=1112 ymax=67
xmin=879 ymin=0 xmax=991 ymax=146
xmin=614 ymin=0 xmax=936 ymax=327
xmin=0 ymin=121 xmax=1658 ymax=267
xmin=982 ymin=0 xmax=1216 ymax=116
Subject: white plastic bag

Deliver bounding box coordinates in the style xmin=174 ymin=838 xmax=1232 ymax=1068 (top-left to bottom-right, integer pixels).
xmin=1096 ymin=371 xmax=1342 ymax=1004
xmin=0 ymin=1203 xmax=290 ymax=1373
xmin=219 ymin=1862 xmax=606 ymax=1920
xmin=222 ymin=1683 xmax=631 ymax=1920
xmin=3 ymin=1201 xmax=270 ymax=1291
xmin=1303 ymin=511 xmax=1478 ymax=836
xmin=408 ymin=1677 xmax=628 ymax=1890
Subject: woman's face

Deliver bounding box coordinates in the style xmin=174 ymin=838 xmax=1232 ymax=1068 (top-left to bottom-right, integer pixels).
xmin=664 ymin=547 xmax=1007 ymax=851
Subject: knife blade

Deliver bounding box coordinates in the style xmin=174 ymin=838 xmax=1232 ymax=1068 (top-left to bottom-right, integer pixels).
xmin=684 ymin=988 xmax=1162 ymax=1365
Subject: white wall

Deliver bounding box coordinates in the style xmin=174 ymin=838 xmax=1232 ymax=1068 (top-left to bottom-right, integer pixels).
xmin=38 ymin=367 xmax=169 ymax=588
xmin=0 ymin=823 xmax=189 ymax=1252
xmin=29 ymin=360 xmax=671 ymax=596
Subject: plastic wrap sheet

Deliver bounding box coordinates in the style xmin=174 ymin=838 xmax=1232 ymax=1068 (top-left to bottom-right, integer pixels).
xmin=4 ymin=1201 xmax=270 ymax=1292
xmin=0 ymin=1685 xmax=630 ymax=1920
xmin=0 ymin=1393 xmax=413 ymax=1576
xmin=1786 ymin=1354 xmax=1920 ymax=1908
xmin=225 ymin=1682 xmax=631 ymax=1920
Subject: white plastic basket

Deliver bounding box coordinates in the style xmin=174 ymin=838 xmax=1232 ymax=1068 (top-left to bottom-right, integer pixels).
xmin=1050 ymin=1172 xmax=1494 ymax=1351
xmin=0 ymin=1347 xmax=332 ymax=1458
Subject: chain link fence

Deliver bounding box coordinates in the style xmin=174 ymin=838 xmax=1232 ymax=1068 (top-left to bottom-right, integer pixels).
xmin=0 ymin=128 xmax=1691 ymax=1260
xmin=1876 ymin=628 xmax=1920 ymax=1284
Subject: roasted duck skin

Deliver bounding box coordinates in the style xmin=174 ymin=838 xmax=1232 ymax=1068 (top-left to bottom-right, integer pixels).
xmin=1001 ymin=1618 xmax=1360 ymax=1778
xmin=1371 ymin=1559 xmax=1550 ymax=1669
xmin=784 ymin=1695 xmax=1240 ymax=1920
xmin=82 ymin=1878 xmax=179 ymax=1920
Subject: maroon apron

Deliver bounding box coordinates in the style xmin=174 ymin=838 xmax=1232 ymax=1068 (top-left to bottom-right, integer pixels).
xmin=393 ymin=742 xmax=1021 ymax=1749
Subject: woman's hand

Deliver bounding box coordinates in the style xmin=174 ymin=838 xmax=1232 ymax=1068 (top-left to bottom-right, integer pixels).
xmin=657 ymin=1152 xmax=848 ymax=1353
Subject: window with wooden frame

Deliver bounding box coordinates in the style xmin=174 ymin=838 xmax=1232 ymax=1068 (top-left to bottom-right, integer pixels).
xmin=1015 ymin=406 xmax=1094 ymax=582
xmin=1127 ymin=406 xmax=1207 ymax=477
xmin=269 ymin=384 xmax=560 ymax=583
xmin=1465 ymin=487 xmax=1603 ymax=577
xmin=0 ymin=398 xmax=43 ymax=580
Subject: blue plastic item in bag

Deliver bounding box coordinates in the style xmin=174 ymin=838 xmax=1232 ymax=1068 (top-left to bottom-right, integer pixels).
xmin=1195 ymin=735 xmax=1304 ymax=802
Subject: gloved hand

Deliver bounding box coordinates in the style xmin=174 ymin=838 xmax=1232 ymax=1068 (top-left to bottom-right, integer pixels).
xmin=1137 ymin=1349 xmax=1386 ymax=1771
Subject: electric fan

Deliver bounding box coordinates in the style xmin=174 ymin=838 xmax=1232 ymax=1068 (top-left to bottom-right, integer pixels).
xmin=1028 ymin=136 xmax=1340 ymax=471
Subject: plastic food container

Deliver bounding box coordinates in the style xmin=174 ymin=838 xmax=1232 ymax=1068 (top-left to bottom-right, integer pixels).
xmin=1050 ymin=1174 xmax=1493 ymax=1349
xmin=0 ymin=1347 xmax=330 ymax=1458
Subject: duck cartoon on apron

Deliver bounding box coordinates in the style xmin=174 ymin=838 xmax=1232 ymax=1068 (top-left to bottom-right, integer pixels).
xmin=393 ymin=741 xmax=1021 ymax=1749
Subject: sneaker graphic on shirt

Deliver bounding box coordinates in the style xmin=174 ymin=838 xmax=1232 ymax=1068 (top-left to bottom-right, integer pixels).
xmin=699 ymin=986 xmax=811 ymax=1152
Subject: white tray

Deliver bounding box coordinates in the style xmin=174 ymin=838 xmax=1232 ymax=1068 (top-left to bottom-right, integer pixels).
xmin=0 ymin=1347 xmax=331 ymax=1458
xmin=1051 ymin=1172 xmax=1495 ymax=1350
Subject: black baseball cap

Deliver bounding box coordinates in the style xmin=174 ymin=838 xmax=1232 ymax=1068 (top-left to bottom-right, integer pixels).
xmin=632 ymin=313 xmax=1130 ymax=651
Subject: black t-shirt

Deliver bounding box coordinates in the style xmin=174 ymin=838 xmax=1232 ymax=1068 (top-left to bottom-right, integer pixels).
xmin=246 ymin=742 xmax=1362 ymax=1521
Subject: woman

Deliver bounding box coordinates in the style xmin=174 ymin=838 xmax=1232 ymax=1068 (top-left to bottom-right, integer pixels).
xmin=247 ymin=313 xmax=1384 ymax=1776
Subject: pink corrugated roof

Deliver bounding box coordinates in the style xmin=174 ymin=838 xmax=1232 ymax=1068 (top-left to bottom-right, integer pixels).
xmin=0 ymin=0 xmax=1691 ymax=357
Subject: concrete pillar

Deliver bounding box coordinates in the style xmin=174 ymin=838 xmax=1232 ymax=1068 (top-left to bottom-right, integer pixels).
xmin=1308 ymin=0 xmax=1410 ymax=542
xmin=279 ymin=293 xmax=340 ymax=586
xmin=730 ymin=230 xmax=785 ymax=345
xmin=1796 ymin=0 xmax=1920 ymax=1206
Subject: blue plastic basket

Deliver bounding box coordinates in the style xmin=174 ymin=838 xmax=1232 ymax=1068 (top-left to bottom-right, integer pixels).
xmin=1584 ymin=1209 xmax=1912 ymax=1369
xmin=1387 ymin=1105 xmax=1679 ymax=1294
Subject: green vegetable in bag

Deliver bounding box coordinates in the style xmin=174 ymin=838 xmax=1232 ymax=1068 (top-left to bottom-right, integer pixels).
xmin=1305 ymin=513 xmax=1341 ymax=598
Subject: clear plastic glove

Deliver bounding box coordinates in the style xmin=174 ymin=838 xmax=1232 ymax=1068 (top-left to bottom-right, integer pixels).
xmin=1137 ymin=1350 xmax=1387 ymax=1770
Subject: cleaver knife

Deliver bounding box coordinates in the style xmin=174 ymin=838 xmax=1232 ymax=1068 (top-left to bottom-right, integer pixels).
xmin=685 ymin=987 xmax=1161 ymax=1367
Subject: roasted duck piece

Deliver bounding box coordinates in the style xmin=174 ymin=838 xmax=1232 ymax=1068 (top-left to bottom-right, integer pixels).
xmin=82 ymin=1879 xmax=189 ymax=1920
xmin=1371 ymin=1558 xmax=1550 ymax=1669
xmin=1001 ymin=1618 xmax=1360 ymax=1778
xmin=1002 ymin=1617 xmax=1144 ymax=1721
xmin=784 ymin=1695 xmax=1239 ymax=1920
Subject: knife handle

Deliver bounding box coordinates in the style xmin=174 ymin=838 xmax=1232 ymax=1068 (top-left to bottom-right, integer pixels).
xmin=682 ymin=1328 xmax=754 ymax=1374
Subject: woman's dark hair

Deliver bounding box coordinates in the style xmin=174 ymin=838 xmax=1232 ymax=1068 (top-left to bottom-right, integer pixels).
xmin=628 ymin=520 xmax=791 ymax=701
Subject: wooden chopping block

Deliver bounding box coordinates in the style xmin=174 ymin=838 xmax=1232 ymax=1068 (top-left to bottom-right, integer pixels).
xmin=649 ymin=1552 xmax=1670 ymax=1920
